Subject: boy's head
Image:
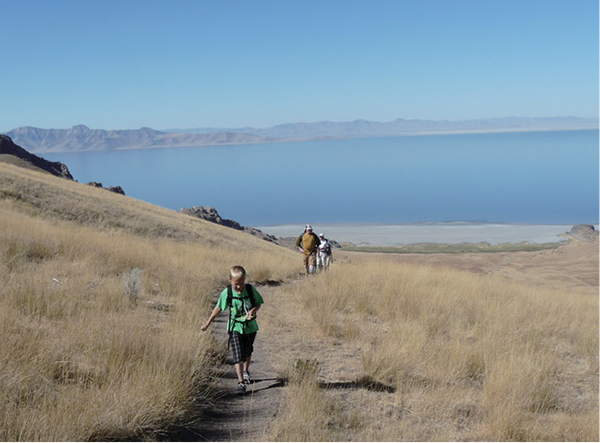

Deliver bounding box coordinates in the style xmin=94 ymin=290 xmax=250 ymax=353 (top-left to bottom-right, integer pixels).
xmin=229 ymin=266 xmax=246 ymax=294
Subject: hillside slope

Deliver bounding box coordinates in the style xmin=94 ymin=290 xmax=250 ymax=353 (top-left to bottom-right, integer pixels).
xmin=0 ymin=162 xmax=290 ymax=254
xmin=0 ymin=162 xmax=301 ymax=441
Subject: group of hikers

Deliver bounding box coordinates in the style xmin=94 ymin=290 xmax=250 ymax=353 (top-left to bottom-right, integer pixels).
xmin=295 ymin=224 xmax=333 ymax=274
xmin=200 ymin=224 xmax=333 ymax=394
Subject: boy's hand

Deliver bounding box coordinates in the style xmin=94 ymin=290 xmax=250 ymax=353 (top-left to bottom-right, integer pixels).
xmin=200 ymin=323 xmax=209 ymax=331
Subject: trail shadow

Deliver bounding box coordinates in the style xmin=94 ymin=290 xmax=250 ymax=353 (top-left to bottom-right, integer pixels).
xmin=256 ymin=279 xmax=282 ymax=287
xmin=211 ymin=377 xmax=285 ymax=400
xmin=318 ymin=377 xmax=395 ymax=393
xmin=247 ymin=377 xmax=285 ymax=393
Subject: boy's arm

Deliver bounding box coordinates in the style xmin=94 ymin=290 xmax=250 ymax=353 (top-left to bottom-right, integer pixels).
xmin=201 ymin=305 xmax=222 ymax=331
xmin=247 ymin=303 xmax=262 ymax=319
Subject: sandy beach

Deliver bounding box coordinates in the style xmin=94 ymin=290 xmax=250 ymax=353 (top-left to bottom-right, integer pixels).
xmin=253 ymin=222 xmax=581 ymax=246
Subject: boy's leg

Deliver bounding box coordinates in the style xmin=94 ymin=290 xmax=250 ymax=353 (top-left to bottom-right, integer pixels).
xmin=232 ymin=332 xmax=257 ymax=382
xmin=230 ymin=332 xmax=246 ymax=383
xmin=235 ymin=362 xmax=245 ymax=383
xmin=243 ymin=357 xmax=252 ymax=384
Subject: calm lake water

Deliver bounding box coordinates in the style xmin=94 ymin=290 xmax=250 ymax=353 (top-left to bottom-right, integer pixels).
xmin=44 ymin=130 xmax=599 ymax=228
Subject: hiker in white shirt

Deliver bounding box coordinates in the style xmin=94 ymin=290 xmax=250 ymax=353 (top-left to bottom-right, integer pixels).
xmin=317 ymin=233 xmax=332 ymax=271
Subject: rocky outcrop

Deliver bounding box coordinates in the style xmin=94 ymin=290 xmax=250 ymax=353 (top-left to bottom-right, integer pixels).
xmin=87 ymin=182 xmax=126 ymax=195
xmin=181 ymin=206 xmax=244 ymax=229
xmin=107 ymin=186 xmax=125 ymax=195
xmin=565 ymin=224 xmax=599 ymax=242
xmin=180 ymin=206 xmax=278 ymax=243
xmin=0 ymin=134 xmax=73 ymax=179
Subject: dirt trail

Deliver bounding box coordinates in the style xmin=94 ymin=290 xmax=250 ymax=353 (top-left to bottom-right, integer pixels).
xmin=180 ymin=284 xmax=284 ymax=442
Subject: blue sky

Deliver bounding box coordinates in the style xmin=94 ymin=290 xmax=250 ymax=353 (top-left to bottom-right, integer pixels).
xmin=1 ymin=0 xmax=598 ymax=132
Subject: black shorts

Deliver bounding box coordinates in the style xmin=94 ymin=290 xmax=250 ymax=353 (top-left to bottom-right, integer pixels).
xmin=229 ymin=332 xmax=257 ymax=364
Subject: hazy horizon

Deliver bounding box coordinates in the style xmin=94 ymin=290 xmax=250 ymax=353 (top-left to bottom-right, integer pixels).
xmin=5 ymin=116 xmax=598 ymax=135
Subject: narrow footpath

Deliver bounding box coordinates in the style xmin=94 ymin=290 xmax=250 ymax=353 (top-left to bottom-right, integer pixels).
xmin=177 ymin=284 xmax=284 ymax=442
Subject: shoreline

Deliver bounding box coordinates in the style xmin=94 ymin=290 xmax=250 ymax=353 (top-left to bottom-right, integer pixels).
xmin=253 ymin=222 xmax=588 ymax=247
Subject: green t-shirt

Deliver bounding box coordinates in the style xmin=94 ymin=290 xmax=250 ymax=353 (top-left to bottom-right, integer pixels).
xmin=217 ymin=284 xmax=264 ymax=334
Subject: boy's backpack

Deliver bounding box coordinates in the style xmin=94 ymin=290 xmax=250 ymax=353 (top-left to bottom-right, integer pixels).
xmin=226 ymin=283 xmax=256 ymax=333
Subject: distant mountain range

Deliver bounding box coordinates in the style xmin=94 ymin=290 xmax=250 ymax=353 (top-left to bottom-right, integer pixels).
xmin=4 ymin=117 xmax=597 ymax=152
xmin=167 ymin=116 xmax=599 ymax=138
xmin=4 ymin=125 xmax=274 ymax=153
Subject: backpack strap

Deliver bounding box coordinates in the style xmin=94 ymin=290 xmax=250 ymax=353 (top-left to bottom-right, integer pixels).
xmin=245 ymin=283 xmax=255 ymax=306
xmin=227 ymin=285 xmax=234 ymax=333
xmin=226 ymin=284 xmax=256 ymax=333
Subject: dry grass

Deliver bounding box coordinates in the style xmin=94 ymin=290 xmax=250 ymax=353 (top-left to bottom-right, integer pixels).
xmin=0 ymin=163 xmax=299 ymax=440
xmin=1 ymin=162 xmax=597 ymax=441
xmin=262 ymin=259 xmax=599 ymax=441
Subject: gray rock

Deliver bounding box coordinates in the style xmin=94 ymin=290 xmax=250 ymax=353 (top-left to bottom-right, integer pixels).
xmin=565 ymin=224 xmax=599 ymax=241
xmin=180 ymin=206 xmax=278 ymax=243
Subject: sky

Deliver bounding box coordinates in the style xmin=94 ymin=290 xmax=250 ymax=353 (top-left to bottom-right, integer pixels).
xmin=1 ymin=0 xmax=598 ymax=132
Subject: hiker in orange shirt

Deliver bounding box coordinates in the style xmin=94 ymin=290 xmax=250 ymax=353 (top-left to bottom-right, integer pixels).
xmin=295 ymin=224 xmax=320 ymax=274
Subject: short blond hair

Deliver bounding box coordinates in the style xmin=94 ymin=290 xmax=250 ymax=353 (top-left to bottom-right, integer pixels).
xmin=229 ymin=266 xmax=246 ymax=280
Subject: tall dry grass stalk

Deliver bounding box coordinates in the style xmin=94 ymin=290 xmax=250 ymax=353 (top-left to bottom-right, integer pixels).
xmin=0 ymin=163 xmax=299 ymax=440
xmin=264 ymin=259 xmax=598 ymax=441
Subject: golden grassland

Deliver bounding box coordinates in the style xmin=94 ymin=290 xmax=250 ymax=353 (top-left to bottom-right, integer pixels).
xmin=261 ymin=258 xmax=598 ymax=441
xmin=0 ymin=163 xmax=299 ymax=440
xmin=0 ymin=162 xmax=598 ymax=441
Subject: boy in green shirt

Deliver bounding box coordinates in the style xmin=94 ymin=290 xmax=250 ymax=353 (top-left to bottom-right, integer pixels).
xmin=201 ymin=266 xmax=264 ymax=393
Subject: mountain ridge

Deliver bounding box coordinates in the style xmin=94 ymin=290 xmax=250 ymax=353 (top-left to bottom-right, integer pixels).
xmin=4 ymin=116 xmax=597 ymax=152
xmin=5 ymin=125 xmax=274 ymax=152
xmin=168 ymin=116 xmax=599 ymax=137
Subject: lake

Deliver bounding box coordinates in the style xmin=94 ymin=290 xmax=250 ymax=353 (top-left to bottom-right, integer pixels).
xmin=43 ymin=130 xmax=599 ymax=230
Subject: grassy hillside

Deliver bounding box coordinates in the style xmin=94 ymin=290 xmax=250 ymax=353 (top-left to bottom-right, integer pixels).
xmin=0 ymin=163 xmax=299 ymax=440
xmin=1 ymin=162 xmax=597 ymax=441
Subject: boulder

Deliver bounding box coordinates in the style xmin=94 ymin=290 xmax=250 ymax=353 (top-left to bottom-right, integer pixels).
xmin=107 ymin=186 xmax=125 ymax=195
